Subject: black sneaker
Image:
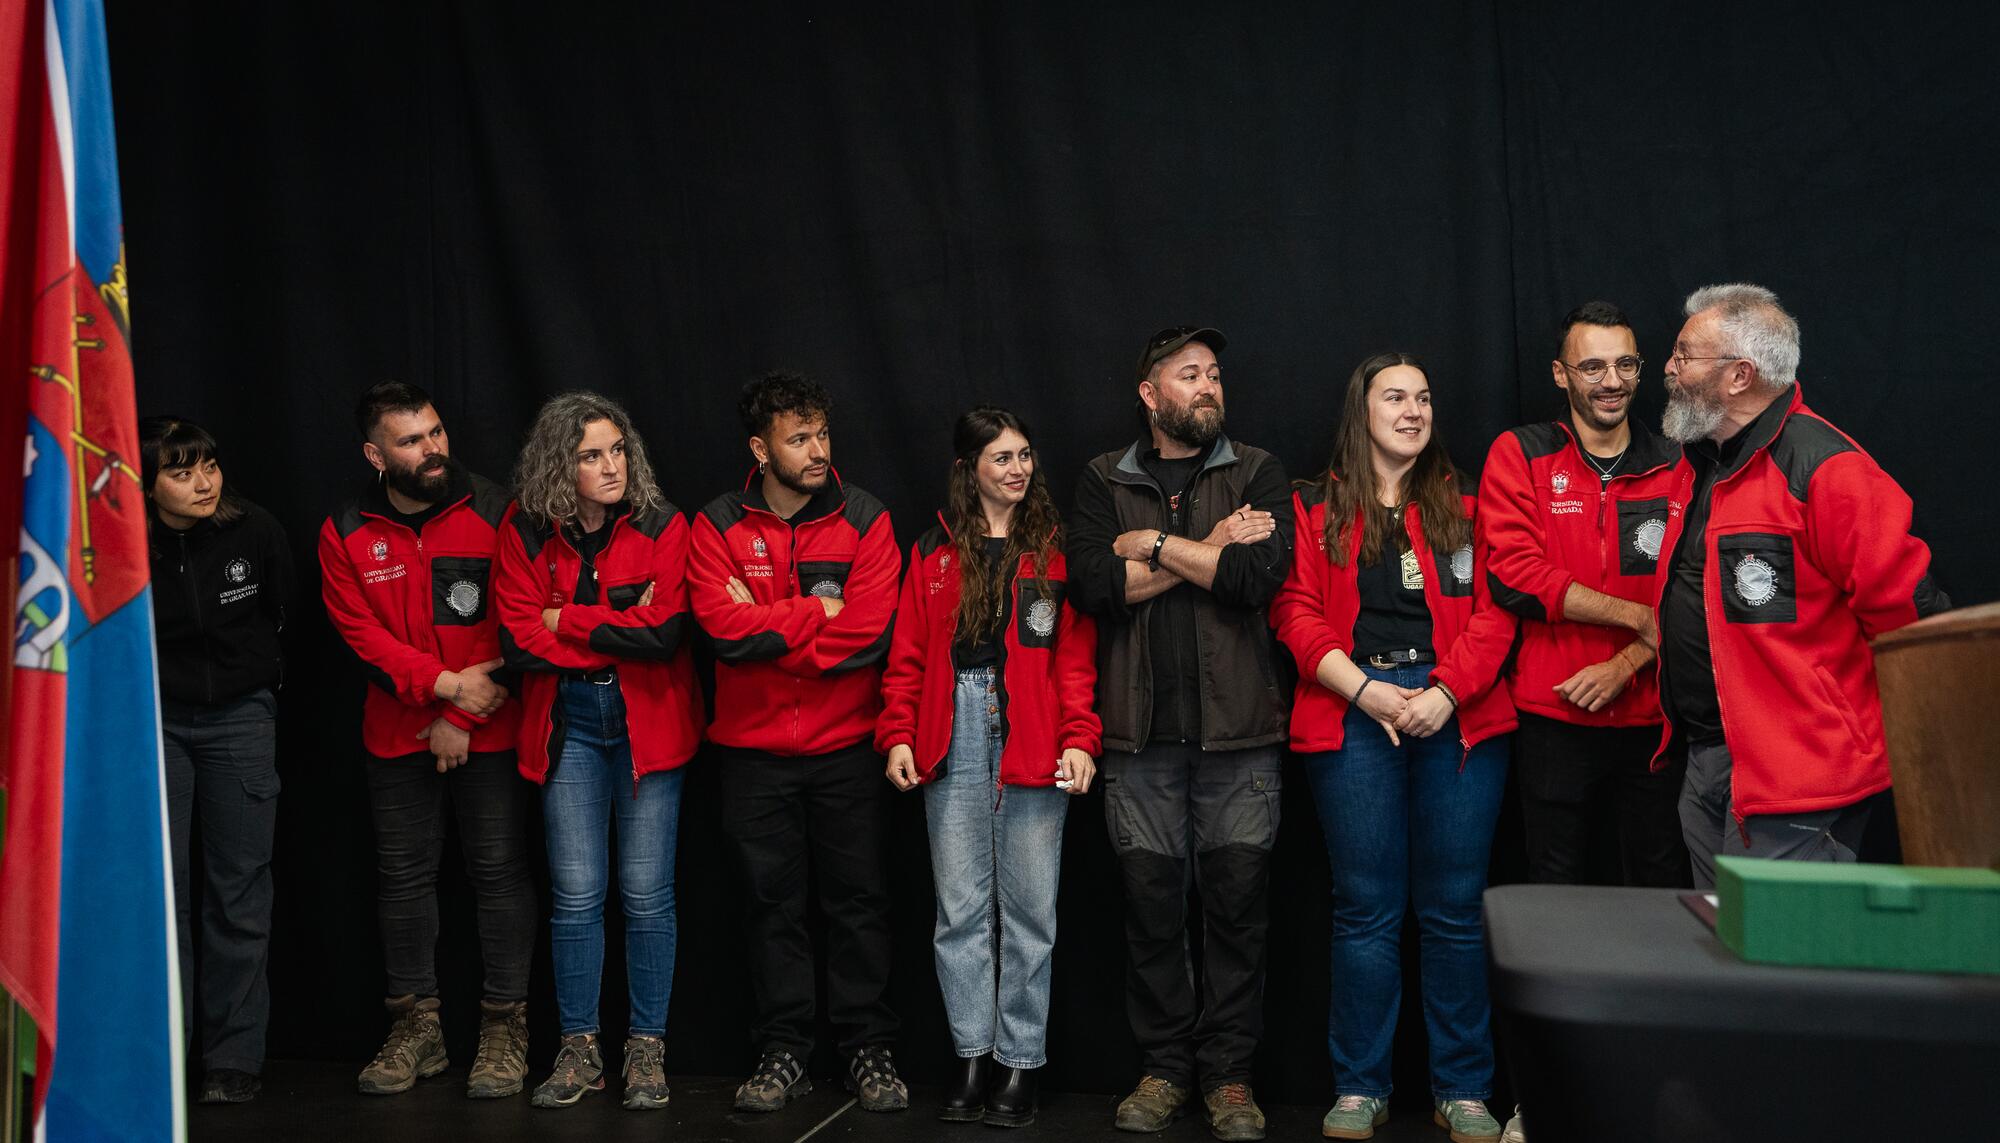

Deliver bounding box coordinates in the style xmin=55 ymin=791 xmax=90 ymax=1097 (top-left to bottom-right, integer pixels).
xmin=846 ymin=1045 xmax=909 ymax=1112
xmin=198 ymin=1068 xmax=261 ymax=1104
xmin=734 ymin=1049 xmax=812 ymax=1112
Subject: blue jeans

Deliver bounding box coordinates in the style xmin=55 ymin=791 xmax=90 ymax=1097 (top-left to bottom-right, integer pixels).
xmin=923 ymin=668 xmax=1068 ymax=1068
xmin=1303 ymin=663 xmax=1508 ymax=1100
xmin=544 ymin=676 xmax=684 ymax=1037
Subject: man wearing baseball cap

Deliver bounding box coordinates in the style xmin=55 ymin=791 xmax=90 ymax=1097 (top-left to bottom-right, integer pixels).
xmin=1066 ymin=327 xmax=1293 ymax=1141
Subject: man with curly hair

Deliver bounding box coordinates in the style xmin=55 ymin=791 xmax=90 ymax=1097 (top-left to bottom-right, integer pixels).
xmin=687 ymin=370 xmax=908 ymax=1114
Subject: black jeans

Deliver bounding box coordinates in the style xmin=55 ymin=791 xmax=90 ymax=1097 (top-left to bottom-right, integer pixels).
xmin=164 ymin=690 xmax=280 ymax=1075
xmin=718 ymin=741 xmax=898 ymax=1060
xmin=363 ymin=751 xmax=537 ymax=1002
xmin=1101 ymin=742 xmax=1281 ymax=1091
xmin=1515 ymin=713 xmax=1690 ymax=889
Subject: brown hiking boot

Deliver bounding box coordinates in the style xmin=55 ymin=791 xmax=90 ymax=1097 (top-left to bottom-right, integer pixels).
xmin=1205 ymin=1082 xmax=1267 ymax=1141
xmin=1115 ymin=1074 xmax=1191 ymax=1132
xmin=356 ymin=996 xmax=447 ymax=1095
xmin=466 ymin=999 xmax=528 ymax=1098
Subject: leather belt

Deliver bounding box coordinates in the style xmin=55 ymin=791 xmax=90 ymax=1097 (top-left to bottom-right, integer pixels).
xmin=1363 ymin=649 xmax=1436 ymax=669
xmin=565 ymin=666 xmax=618 ymax=686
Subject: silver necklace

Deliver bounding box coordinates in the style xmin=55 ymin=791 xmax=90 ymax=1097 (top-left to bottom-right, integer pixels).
xmin=1582 ymin=446 xmax=1627 ymax=480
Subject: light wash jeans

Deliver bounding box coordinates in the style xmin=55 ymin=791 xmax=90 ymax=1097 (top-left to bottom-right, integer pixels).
xmin=924 ymin=668 xmax=1068 ymax=1068
xmin=544 ymin=676 xmax=684 ymax=1037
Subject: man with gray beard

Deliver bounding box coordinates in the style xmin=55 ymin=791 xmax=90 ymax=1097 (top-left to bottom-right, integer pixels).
xmin=1066 ymin=327 xmax=1293 ymax=1141
xmin=1653 ymin=284 xmax=1948 ymax=889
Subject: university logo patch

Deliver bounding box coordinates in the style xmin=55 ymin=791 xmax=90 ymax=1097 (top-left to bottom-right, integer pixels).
xmin=371 ymin=539 xmax=389 ymax=562
xmin=1027 ymin=597 xmax=1058 ymax=638
xmin=1450 ymin=546 xmax=1473 ymax=584
xmin=751 ymin=535 xmax=768 ymax=558
xmin=1551 ymin=470 xmax=1570 ymax=495
xmin=1733 ymin=555 xmax=1777 ymax=607
xmin=224 ymin=558 xmax=251 ymax=584
xmin=1633 ymin=519 xmax=1666 ymax=561
xmin=809 ymin=580 xmax=844 ymax=600
xmin=447 ymin=580 xmax=482 ymax=617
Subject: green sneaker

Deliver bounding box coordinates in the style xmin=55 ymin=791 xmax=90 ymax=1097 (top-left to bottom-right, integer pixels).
xmin=530 ymin=1034 xmax=604 ymax=1108
xmin=1434 ymin=1099 xmax=1501 ymax=1143
xmin=1322 ymin=1094 xmax=1390 ymax=1139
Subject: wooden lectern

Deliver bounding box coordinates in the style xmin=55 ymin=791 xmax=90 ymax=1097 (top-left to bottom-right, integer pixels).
xmin=1873 ymin=601 xmax=2000 ymax=870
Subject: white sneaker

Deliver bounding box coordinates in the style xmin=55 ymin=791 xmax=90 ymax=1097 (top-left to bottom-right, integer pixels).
xmin=1501 ymin=1105 xmax=1525 ymax=1143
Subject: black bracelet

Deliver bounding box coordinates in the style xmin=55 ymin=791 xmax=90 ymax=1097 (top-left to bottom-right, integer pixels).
xmin=1434 ymin=682 xmax=1459 ymax=709
xmin=1351 ymin=678 xmax=1373 ymax=705
xmin=1147 ymin=530 xmax=1168 ymax=570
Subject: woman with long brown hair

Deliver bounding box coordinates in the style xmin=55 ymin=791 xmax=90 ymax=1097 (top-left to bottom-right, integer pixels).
xmin=1271 ymin=354 xmax=1516 ymax=1142
xmin=877 ymin=406 xmax=1100 ymax=1128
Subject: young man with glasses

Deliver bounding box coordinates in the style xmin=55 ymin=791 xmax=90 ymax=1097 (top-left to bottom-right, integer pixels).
xmin=1654 ymin=283 xmax=1948 ymax=890
xmin=1478 ymin=302 xmax=1689 ymax=904
xmin=1065 ymin=327 xmax=1293 ymax=1142
xmin=1475 ymin=303 xmax=1686 ymax=1143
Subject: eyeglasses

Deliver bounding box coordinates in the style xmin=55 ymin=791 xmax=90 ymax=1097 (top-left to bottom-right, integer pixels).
xmin=1665 ymin=347 xmax=1741 ymax=370
xmin=1559 ymin=355 xmax=1644 ymax=384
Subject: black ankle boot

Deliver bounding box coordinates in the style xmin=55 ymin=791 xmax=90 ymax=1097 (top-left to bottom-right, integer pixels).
xmin=939 ymin=1053 xmax=990 ymax=1122
xmin=983 ymin=1064 xmax=1037 ymax=1128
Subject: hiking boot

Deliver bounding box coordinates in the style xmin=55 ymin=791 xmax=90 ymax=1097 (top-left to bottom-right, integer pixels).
xmin=1204 ymin=1082 xmax=1266 ymax=1141
xmin=1114 ymin=1075 xmax=1190 ymax=1132
xmin=356 ymin=996 xmax=447 ymax=1095
xmin=466 ymin=999 xmax=528 ymax=1098
xmin=734 ymin=1049 xmax=811 ymax=1112
xmin=621 ymin=1036 xmax=670 ymax=1110
xmin=845 ymin=1045 xmax=909 ymax=1112
xmin=198 ymin=1068 xmax=261 ymax=1104
xmin=1501 ymin=1106 xmax=1525 ymax=1143
xmin=530 ymin=1034 xmax=604 ymax=1108
xmin=1434 ymin=1099 xmax=1502 ymax=1143
xmin=1323 ymin=1094 xmax=1391 ymax=1139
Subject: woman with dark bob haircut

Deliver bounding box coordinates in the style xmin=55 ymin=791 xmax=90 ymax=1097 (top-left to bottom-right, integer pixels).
xmin=140 ymin=415 xmax=295 ymax=1105
xmin=1270 ymin=354 xmax=1517 ymax=1142
xmin=877 ymin=406 xmax=1101 ymax=1127
xmin=493 ymin=391 xmax=704 ymax=1110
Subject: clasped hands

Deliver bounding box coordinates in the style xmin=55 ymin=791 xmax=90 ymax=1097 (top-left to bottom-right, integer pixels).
xmin=422 ymin=656 xmax=511 ymax=772
xmin=885 ymin=743 xmax=1095 ymax=795
xmin=1353 ymin=679 xmax=1457 ymax=747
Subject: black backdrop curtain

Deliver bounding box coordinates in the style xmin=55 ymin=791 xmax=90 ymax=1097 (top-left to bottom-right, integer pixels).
xmin=106 ymin=0 xmax=1997 ymax=1106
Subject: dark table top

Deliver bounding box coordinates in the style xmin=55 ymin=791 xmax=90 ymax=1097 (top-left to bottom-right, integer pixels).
xmin=1484 ymin=884 xmax=2000 ymax=1046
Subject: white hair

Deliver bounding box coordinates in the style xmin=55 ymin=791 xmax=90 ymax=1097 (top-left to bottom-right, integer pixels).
xmin=1684 ymin=282 xmax=1800 ymax=392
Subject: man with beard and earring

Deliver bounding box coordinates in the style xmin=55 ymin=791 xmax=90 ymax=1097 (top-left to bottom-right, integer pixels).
xmin=319 ymin=381 xmax=538 ymax=1099
xmin=1655 ymin=284 xmax=1949 ymax=889
xmin=1474 ymin=303 xmax=1686 ymax=1143
xmin=1066 ymin=328 xmax=1293 ymax=1142
xmin=687 ymin=370 xmax=908 ymax=1115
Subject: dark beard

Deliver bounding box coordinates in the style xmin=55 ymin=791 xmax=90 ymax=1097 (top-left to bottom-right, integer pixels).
xmin=1153 ymin=397 xmax=1223 ymax=450
xmin=770 ymin=457 xmax=830 ymax=497
xmin=384 ymin=453 xmax=454 ymax=503
xmin=1567 ymin=384 xmax=1630 ymax=432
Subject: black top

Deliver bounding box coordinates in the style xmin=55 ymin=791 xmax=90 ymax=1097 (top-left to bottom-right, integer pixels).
xmin=1350 ymin=525 xmax=1435 ymax=660
xmin=951 ymin=537 xmax=1011 ymax=669
xmin=387 ymin=498 xmax=448 ymax=534
xmin=1580 ymin=444 xmax=1631 ymax=485
xmin=1138 ymin=448 xmax=1208 ymax=743
xmin=1658 ymin=410 xmax=1769 ymax=747
xmin=566 ymin=505 xmax=625 ymax=607
xmin=148 ymin=500 xmax=295 ymax=706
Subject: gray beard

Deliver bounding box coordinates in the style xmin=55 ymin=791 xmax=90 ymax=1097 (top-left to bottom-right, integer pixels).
xmin=1661 ymin=391 xmax=1726 ymax=443
xmin=1153 ymin=401 xmax=1223 ymax=450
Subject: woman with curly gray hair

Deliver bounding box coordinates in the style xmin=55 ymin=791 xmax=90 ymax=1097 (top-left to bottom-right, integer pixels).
xmin=493 ymin=391 xmax=704 ymax=1111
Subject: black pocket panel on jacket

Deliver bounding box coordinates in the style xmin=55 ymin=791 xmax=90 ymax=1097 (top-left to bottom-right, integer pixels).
xmin=431 ymin=556 xmax=493 ymax=626
xmin=796 ymin=560 xmax=852 ymax=602
xmin=1014 ymin=579 xmax=1065 ymax=649
xmin=1716 ymin=532 xmax=1797 ymax=624
xmin=1618 ymin=497 xmax=1671 ymax=576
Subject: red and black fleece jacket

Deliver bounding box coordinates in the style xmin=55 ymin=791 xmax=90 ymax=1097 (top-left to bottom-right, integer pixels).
xmin=1477 ymin=420 xmax=1679 ymax=728
xmin=318 ymin=467 xmax=521 ymax=759
xmin=875 ymin=520 xmax=1101 ymax=787
xmin=494 ymin=501 xmax=704 ymax=784
xmin=1648 ymin=387 xmax=1949 ymax=819
xmin=688 ymin=471 xmax=899 ymax=757
xmin=1271 ymin=480 xmax=1517 ymax=755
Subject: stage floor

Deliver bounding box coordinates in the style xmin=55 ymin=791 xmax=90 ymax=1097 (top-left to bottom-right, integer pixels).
xmin=189 ymin=1061 xmax=1457 ymax=1142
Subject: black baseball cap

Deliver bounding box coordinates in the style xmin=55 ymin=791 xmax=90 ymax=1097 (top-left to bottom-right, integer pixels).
xmin=1135 ymin=326 xmax=1227 ymax=383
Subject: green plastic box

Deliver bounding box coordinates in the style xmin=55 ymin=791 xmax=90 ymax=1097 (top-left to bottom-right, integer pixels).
xmin=1715 ymin=857 xmax=2000 ymax=975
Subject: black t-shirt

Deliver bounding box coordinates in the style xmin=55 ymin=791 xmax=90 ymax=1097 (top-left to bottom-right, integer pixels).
xmin=952 ymin=537 xmax=1011 ymax=669
xmin=1138 ymin=449 xmax=1207 ymax=743
xmin=569 ymin=518 xmax=613 ymax=606
xmin=387 ymin=499 xmax=449 ymax=536
xmin=1581 ymin=445 xmax=1630 ymax=485
xmin=1658 ymin=419 xmax=1764 ymax=746
xmin=1350 ymin=523 xmax=1435 ymax=660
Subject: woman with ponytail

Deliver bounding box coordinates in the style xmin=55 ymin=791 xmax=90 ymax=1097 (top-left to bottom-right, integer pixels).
xmin=877 ymin=406 xmax=1100 ymax=1128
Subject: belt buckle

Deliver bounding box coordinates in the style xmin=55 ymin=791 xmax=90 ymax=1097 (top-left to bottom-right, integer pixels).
xmin=591 ymin=668 xmax=617 ymax=686
xmin=1366 ymin=652 xmax=1392 ymax=670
